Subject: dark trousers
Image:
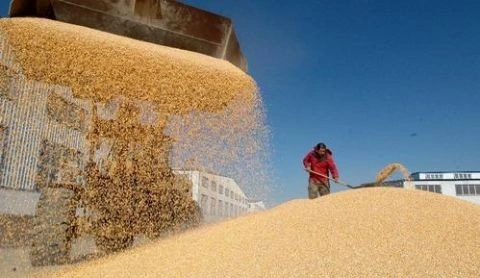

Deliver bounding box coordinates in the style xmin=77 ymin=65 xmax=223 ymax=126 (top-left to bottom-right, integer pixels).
xmin=308 ymin=178 xmax=330 ymax=199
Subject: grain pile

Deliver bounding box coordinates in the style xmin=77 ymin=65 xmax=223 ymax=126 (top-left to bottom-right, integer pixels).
xmin=31 ymin=188 xmax=480 ymax=278
xmin=0 ymin=16 xmax=271 ymax=266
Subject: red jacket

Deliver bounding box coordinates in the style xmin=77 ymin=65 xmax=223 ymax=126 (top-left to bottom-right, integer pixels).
xmin=303 ymin=149 xmax=339 ymax=183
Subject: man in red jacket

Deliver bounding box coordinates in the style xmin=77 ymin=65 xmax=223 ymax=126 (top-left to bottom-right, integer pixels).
xmin=303 ymin=142 xmax=340 ymax=199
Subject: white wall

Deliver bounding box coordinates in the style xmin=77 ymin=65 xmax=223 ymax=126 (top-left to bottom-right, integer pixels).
xmin=409 ymin=180 xmax=480 ymax=205
xmin=173 ymin=170 xmax=250 ymax=222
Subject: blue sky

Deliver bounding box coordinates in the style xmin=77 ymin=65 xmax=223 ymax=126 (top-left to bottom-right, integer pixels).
xmin=0 ymin=2 xmax=6 ymax=17
xmin=181 ymin=0 xmax=480 ymax=204
xmin=1 ymin=1 xmax=479 ymax=205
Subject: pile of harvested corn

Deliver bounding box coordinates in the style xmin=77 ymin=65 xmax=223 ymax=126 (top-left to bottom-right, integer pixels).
xmin=32 ymin=188 xmax=480 ymax=277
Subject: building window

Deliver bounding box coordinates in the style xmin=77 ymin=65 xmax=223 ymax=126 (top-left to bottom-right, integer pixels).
xmin=415 ymin=184 xmax=442 ymax=193
xmin=469 ymin=185 xmax=476 ymax=195
xmin=425 ymin=174 xmax=443 ymax=180
xmin=455 ymin=185 xmax=462 ymax=195
xmin=456 ymin=184 xmax=480 ymax=196
xmin=200 ymin=194 xmax=208 ymax=215
xmin=211 ymin=181 xmax=217 ymax=192
xmin=219 ymin=184 xmax=224 ymax=194
xmin=218 ymin=200 xmax=223 ymax=216
xmin=225 ymin=188 xmax=230 ymax=197
xmin=455 ymin=173 xmax=472 ymax=180
xmin=201 ymin=177 xmax=209 ymax=188
xmin=210 ymin=197 xmax=216 ymax=216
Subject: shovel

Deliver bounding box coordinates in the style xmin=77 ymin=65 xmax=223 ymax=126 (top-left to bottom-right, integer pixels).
xmin=304 ymin=169 xmax=364 ymax=189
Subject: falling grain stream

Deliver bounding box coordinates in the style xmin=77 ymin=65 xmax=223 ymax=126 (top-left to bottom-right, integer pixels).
xmin=0 ymin=18 xmax=479 ymax=277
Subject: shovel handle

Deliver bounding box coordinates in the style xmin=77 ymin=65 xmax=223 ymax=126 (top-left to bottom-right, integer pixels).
xmin=305 ymin=168 xmax=353 ymax=188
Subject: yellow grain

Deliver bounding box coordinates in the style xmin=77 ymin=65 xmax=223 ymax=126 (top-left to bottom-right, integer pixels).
xmin=0 ymin=16 xmax=271 ymax=270
xmin=32 ymin=188 xmax=480 ymax=278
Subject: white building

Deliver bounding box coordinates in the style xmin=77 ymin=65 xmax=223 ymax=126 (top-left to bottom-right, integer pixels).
xmin=247 ymin=200 xmax=266 ymax=213
xmin=405 ymin=171 xmax=480 ymax=205
xmin=0 ymin=53 xmax=93 ymax=216
xmin=173 ymin=169 xmax=253 ymax=222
